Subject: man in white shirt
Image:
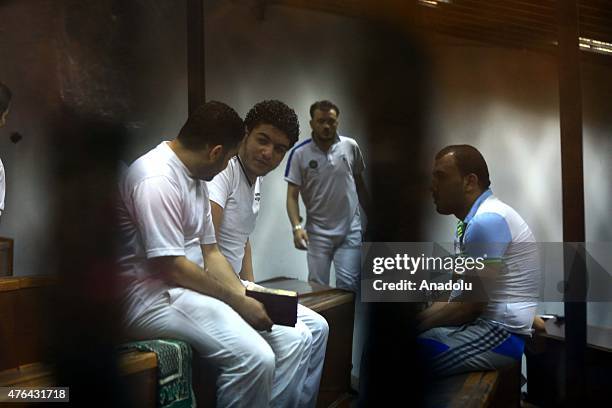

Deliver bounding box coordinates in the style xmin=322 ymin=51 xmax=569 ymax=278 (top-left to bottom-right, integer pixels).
xmin=285 ymin=100 xmax=370 ymax=292
xmin=0 ymin=82 xmax=11 ymax=220
xmin=417 ymin=144 xmax=539 ymax=377
xmin=208 ymin=100 xmax=329 ymax=407
xmin=117 ymin=101 xmax=313 ymax=407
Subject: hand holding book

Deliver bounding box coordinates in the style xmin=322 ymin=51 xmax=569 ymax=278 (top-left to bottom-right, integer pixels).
xmin=245 ymin=282 xmax=298 ymax=327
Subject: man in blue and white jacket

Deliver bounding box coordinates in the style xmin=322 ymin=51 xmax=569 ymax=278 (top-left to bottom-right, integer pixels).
xmin=417 ymin=144 xmax=540 ymax=377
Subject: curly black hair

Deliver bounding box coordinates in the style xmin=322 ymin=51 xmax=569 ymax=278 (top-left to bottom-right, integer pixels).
xmin=245 ymin=100 xmax=300 ymax=147
xmin=178 ymin=101 xmax=244 ymax=150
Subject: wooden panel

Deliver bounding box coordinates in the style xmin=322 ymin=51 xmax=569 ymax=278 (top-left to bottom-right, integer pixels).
xmin=316 ymin=300 xmax=354 ymax=408
xmin=119 ymin=351 xmax=158 ymax=408
xmin=0 ymin=238 xmax=14 ymax=277
xmin=0 ymin=277 xmax=56 ymax=369
xmin=117 ymin=351 xmax=157 ymax=376
xmin=16 ymin=286 xmax=53 ymax=366
xmin=0 ymin=363 xmax=55 ymax=387
xmin=259 ymin=276 xmax=338 ymax=297
xmin=301 ymin=292 xmax=354 ymax=313
xmin=272 ymin=0 xmax=612 ymax=59
xmin=450 ymin=370 xmax=499 ymax=408
xmin=557 ymin=0 xmax=587 ymax=405
xmin=0 ymin=289 xmax=18 ymax=370
xmin=0 ymin=277 xmax=21 ymax=292
xmin=259 ymin=278 xmax=355 ymax=407
xmin=121 ymin=367 xmax=158 ymax=408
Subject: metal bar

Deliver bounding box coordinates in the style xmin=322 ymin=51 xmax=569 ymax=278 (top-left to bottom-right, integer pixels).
xmin=556 ymin=0 xmax=587 ymax=405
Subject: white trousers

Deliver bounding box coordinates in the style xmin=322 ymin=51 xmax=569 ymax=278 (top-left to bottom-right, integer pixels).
xmin=123 ymin=284 xmax=328 ymax=408
xmin=295 ymin=304 xmax=329 ymax=407
xmin=306 ymin=228 xmax=362 ymax=292
xmin=305 ymin=226 xmax=365 ymax=383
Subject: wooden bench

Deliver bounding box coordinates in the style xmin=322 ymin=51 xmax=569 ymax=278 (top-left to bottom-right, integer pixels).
xmin=0 ymin=276 xmax=355 ymax=407
xmin=0 ymin=276 xmax=158 ymax=407
xmin=424 ymin=362 xmax=520 ymax=408
xmin=259 ymin=277 xmax=356 ymax=407
xmin=0 ymin=352 xmax=159 ymax=407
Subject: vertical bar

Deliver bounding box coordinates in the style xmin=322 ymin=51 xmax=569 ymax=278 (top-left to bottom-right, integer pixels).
xmin=556 ymin=0 xmax=586 ymax=405
xmin=187 ymin=0 xmax=205 ymax=113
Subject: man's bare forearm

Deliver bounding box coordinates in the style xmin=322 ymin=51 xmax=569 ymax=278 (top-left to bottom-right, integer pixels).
xmin=153 ymin=256 xmax=244 ymax=307
xmin=203 ymin=244 xmax=246 ymax=294
xmin=286 ymin=184 xmax=302 ymax=227
xmin=239 ymin=240 xmax=255 ymax=282
xmin=151 ymin=250 xmax=273 ymax=331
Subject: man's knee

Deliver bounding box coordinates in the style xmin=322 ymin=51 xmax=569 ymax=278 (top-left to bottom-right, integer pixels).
xmin=286 ymin=325 xmax=313 ymax=358
xmin=299 ymin=324 xmax=314 ymax=353
xmin=312 ymin=314 xmax=329 ymax=343
xmin=250 ymin=344 xmax=276 ymax=376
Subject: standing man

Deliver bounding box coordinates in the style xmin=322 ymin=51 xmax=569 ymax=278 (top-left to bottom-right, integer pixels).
xmin=417 ymin=144 xmax=539 ymax=376
xmin=208 ymin=100 xmax=329 ymax=407
xmin=0 ymin=82 xmax=11 ymax=220
xmin=117 ymin=101 xmax=312 ymax=407
xmin=285 ymin=100 xmax=369 ymax=292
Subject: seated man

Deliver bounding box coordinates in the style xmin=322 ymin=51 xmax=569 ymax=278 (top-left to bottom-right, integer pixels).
xmin=117 ymin=101 xmax=314 ymax=407
xmin=417 ymin=144 xmax=539 ymax=377
xmin=208 ymin=100 xmax=329 ymax=408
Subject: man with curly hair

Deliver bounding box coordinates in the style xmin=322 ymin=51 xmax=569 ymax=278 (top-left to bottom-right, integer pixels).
xmin=0 ymin=81 xmax=11 ymax=220
xmin=117 ymin=101 xmax=313 ymax=407
xmin=208 ymin=100 xmax=329 ymax=407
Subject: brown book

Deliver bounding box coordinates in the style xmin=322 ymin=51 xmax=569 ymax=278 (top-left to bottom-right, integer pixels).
xmin=245 ymin=283 xmax=298 ymax=327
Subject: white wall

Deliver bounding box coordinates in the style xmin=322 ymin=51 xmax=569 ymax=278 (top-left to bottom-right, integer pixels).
xmin=421 ymin=40 xmax=564 ymax=244
xmin=582 ymin=62 xmax=612 ymax=327
xmin=204 ymin=2 xmax=371 ymax=282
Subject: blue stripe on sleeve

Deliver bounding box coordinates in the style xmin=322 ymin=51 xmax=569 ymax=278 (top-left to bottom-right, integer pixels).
xmin=284 ymin=139 xmax=312 ymax=178
xmin=464 ymin=212 xmax=511 ymax=259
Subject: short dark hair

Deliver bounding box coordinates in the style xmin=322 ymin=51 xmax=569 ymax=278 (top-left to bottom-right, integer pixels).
xmin=0 ymin=82 xmax=12 ymax=113
xmin=178 ymin=101 xmax=244 ymax=150
xmin=435 ymin=144 xmax=491 ymax=190
xmin=309 ymin=100 xmax=339 ymax=118
xmin=245 ymin=100 xmax=300 ymax=147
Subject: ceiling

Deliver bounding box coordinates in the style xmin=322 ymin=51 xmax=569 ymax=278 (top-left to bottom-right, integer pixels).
xmin=268 ymin=0 xmax=612 ymax=59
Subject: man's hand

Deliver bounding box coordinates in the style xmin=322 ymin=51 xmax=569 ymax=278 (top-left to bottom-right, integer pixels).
xmin=234 ymin=296 xmax=274 ymax=331
xmin=293 ymin=228 xmax=309 ymax=250
xmin=287 ymin=183 xmax=309 ymax=250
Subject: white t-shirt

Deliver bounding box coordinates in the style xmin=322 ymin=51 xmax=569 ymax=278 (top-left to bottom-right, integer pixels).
xmin=453 ymin=190 xmax=539 ymax=335
xmin=207 ymin=155 xmax=261 ymax=275
xmin=284 ymin=135 xmax=365 ymax=237
xmin=0 ymin=158 xmax=5 ymax=217
xmin=117 ymin=142 xmax=216 ymax=297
